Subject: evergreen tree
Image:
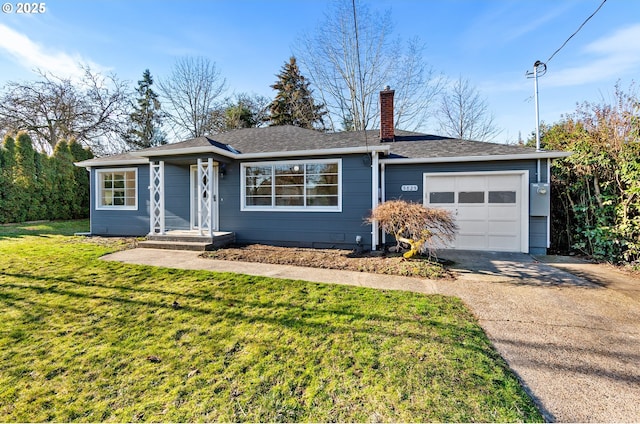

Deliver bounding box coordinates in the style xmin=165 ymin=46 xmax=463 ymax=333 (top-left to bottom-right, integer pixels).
xmin=0 ymin=135 xmax=18 ymax=223
xmin=52 ymin=140 xmax=76 ymax=219
xmin=69 ymin=140 xmax=93 ymax=218
xmin=14 ymin=132 xmax=38 ymax=221
xmin=125 ymin=69 xmax=167 ymax=149
xmin=269 ymin=57 xmax=326 ymax=129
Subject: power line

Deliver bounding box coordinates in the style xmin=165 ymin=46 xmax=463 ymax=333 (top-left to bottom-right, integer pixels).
xmin=546 ymin=0 xmax=607 ymax=64
xmin=352 ymin=0 xmax=369 ymax=150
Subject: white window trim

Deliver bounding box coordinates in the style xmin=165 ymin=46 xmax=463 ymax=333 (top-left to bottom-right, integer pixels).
xmin=241 ymin=159 xmax=342 ymax=212
xmin=95 ymin=167 xmax=138 ymax=211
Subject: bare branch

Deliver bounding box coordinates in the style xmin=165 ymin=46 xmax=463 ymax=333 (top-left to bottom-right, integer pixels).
xmin=437 ymin=76 xmax=502 ymax=142
xmin=0 ymin=65 xmax=131 ymax=153
xmin=158 ymin=56 xmax=227 ymax=139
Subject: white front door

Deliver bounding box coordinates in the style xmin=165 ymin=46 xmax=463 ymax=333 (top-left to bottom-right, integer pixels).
xmin=190 ymin=164 xmax=218 ymax=231
xmin=424 ymin=171 xmax=529 ymax=252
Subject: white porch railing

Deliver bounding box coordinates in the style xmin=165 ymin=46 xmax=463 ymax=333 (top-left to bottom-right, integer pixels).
xmin=149 ymin=160 xmax=165 ymax=235
xmin=197 ymin=158 xmax=214 ymax=237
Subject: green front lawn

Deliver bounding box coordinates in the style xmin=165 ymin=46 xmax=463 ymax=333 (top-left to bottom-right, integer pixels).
xmin=0 ymin=220 xmax=541 ymax=422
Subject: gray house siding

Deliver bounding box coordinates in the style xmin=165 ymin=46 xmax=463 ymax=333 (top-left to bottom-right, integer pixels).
xmin=90 ymin=165 xmax=150 ymax=236
xmin=218 ymin=154 xmax=373 ymax=249
xmin=383 ymin=159 xmax=549 ymax=253
xmin=163 ymin=163 xmax=191 ymax=230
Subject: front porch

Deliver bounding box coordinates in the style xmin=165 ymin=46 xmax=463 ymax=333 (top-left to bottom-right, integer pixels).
xmin=139 ymin=229 xmax=236 ymax=251
xmin=146 ymin=157 xmax=231 ymax=251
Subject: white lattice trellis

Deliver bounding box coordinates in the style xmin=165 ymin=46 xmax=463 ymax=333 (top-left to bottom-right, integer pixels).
xmin=149 ymin=161 xmax=165 ymax=235
xmin=197 ymin=158 xmax=214 ymax=236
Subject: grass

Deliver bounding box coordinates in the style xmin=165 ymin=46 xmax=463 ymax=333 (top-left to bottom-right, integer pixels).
xmin=0 ymin=220 xmax=542 ymax=422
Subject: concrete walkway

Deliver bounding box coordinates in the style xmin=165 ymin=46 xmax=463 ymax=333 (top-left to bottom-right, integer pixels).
xmin=102 ymin=248 xmax=640 ymax=423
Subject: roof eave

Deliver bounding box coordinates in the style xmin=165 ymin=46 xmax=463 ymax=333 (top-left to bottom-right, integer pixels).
xmin=129 ymin=145 xmax=238 ymax=158
xmin=379 ymin=151 xmax=572 ymax=164
xmin=74 ymin=158 xmax=149 ymax=168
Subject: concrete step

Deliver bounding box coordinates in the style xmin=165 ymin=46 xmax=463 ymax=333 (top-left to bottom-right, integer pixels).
xmin=138 ymin=240 xmax=214 ymax=251
xmin=140 ymin=232 xmax=235 ymax=251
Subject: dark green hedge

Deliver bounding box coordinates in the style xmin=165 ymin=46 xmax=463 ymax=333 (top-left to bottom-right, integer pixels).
xmin=0 ymin=133 xmax=93 ymax=224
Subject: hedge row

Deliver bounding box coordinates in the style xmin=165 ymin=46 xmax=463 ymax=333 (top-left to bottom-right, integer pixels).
xmin=0 ymin=133 xmax=93 ymax=224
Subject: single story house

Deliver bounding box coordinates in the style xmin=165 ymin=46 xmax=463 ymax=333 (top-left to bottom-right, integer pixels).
xmin=75 ymin=89 xmax=570 ymax=254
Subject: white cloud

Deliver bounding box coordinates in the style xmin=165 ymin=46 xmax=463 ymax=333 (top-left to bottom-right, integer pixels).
xmin=0 ymin=24 xmax=105 ymax=80
xmin=544 ymin=24 xmax=640 ymax=87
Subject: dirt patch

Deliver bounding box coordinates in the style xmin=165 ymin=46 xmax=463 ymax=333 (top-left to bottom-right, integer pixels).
xmin=202 ymin=244 xmax=454 ymax=279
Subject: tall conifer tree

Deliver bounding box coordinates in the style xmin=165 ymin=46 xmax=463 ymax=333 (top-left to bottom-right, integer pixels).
xmin=269 ymin=57 xmax=326 ymax=130
xmin=126 ymin=69 xmax=167 ymax=149
xmin=0 ymin=135 xmax=18 ymax=223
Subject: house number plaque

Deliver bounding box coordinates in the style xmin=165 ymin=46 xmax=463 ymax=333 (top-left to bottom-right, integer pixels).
xmin=401 ymin=185 xmax=419 ymax=192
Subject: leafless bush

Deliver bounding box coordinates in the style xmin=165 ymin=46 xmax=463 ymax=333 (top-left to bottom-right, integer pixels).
xmin=368 ymin=200 xmax=457 ymax=258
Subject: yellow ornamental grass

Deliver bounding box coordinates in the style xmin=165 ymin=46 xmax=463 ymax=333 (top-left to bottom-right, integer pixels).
xmin=368 ymin=200 xmax=458 ymax=258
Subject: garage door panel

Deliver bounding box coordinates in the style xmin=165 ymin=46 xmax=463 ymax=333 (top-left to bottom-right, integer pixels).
xmin=457 ymin=208 xmax=487 ymax=220
xmin=488 ymin=175 xmax=519 ymax=190
xmin=460 ymin=220 xmax=488 ymax=234
xmin=488 ymin=205 xmax=519 ymax=220
xmin=457 ymin=235 xmax=488 ymax=249
xmin=488 ymin=221 xmax=519 ymax=234
xmin=456 ymin=176 xmax=483 ymax=190
xmin=424 ymin=172 xmax=525 ymax=252
xmin=488 ymin=235 xmax=519 ymax=251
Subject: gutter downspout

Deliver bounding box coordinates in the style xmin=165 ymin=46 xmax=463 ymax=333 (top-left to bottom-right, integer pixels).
xmin=371 ymin=151 xmax=379 ymax=251
xmin=380 ymin=162 xmax=386 ymax=246
xmin=86 ymin=167 xmax=92 ymax=235
xmin=547 ymin=158 xmax=551 ymax=249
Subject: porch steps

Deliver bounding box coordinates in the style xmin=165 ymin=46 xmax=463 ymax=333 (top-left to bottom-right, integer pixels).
xmin=139 ymin=231 xmax=235 ymax=251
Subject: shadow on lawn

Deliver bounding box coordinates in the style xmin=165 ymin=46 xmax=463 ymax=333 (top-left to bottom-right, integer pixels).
xmin=0 ymin=220 xmax=88 ymax=239
xmin=0 ymin=269 xmax=487 ymax=350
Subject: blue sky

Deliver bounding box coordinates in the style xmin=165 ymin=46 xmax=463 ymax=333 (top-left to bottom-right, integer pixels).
xmin=1 ymin=0 xmax=638 ymax=143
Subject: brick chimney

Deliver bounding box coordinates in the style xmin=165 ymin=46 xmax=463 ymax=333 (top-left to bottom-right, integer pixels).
xmin=379 ymin=86 xmax=395 ymax=142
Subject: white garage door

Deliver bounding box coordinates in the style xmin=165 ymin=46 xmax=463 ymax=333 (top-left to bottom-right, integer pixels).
xmin=424 ymin=172 xmax=528 ymax=252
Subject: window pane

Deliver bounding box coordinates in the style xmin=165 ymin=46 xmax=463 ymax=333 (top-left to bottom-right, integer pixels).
xmin=244 ymin=161 xmax=340 ymax=209
xmin=276 ymin=196 xmax=304 ymax=206
xmin=275 ymin=164 xmax=304 ymax=176
xmin=489 ymin=191 xmax=516 ymax=203
xmin=246 ymin=196 xmax=272 ymax=206
xmin=275 ymin=175 xmax=304 ymax=186
xmin=306 ymin=163 xmax=338 ymax=174
xmin=98 ymin=170 xmax=136 ymax=208
xmin=102 ymin=189 xmax=113 ymax=205
xmin=458 ymin=191 xmax=485 ymax=203
xmin=307 ymin=196 xmax=338 ymax=206
xmin=275 ymin=185 xmax=304 ymax=196
xmin=430 ymin=192 xmax=454 ymax=203
xmin=307 ymin=185 xmax=338 ymax=196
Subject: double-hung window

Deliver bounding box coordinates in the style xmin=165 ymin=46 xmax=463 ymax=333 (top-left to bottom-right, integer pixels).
xmin=96 ymin=168 xmax=138 ymax=210
xmin=242 ymin=159 xmax=341 ymax=211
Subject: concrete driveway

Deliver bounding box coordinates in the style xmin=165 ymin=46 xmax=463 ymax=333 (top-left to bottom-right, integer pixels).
xmin=103 ymin=248 xmax=640 ymax=422
xmin=436 ymin=250 xmax=640 ymax=423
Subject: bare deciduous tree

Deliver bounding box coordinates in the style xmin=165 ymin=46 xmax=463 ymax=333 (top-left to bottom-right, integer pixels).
xmin=0 ymin=66 xmax=131 ymax=153
xmin=294 ymin=0 xmax=442 ymax=132
xmin=437 ymin=76 xmax=501 ymax=142
xmin=158 ymin=56 xmax=227 ymax=139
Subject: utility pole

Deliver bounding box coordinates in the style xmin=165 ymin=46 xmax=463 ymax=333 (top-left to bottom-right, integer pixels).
xmin=526 ymin=60 xmax=547 ymax=152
